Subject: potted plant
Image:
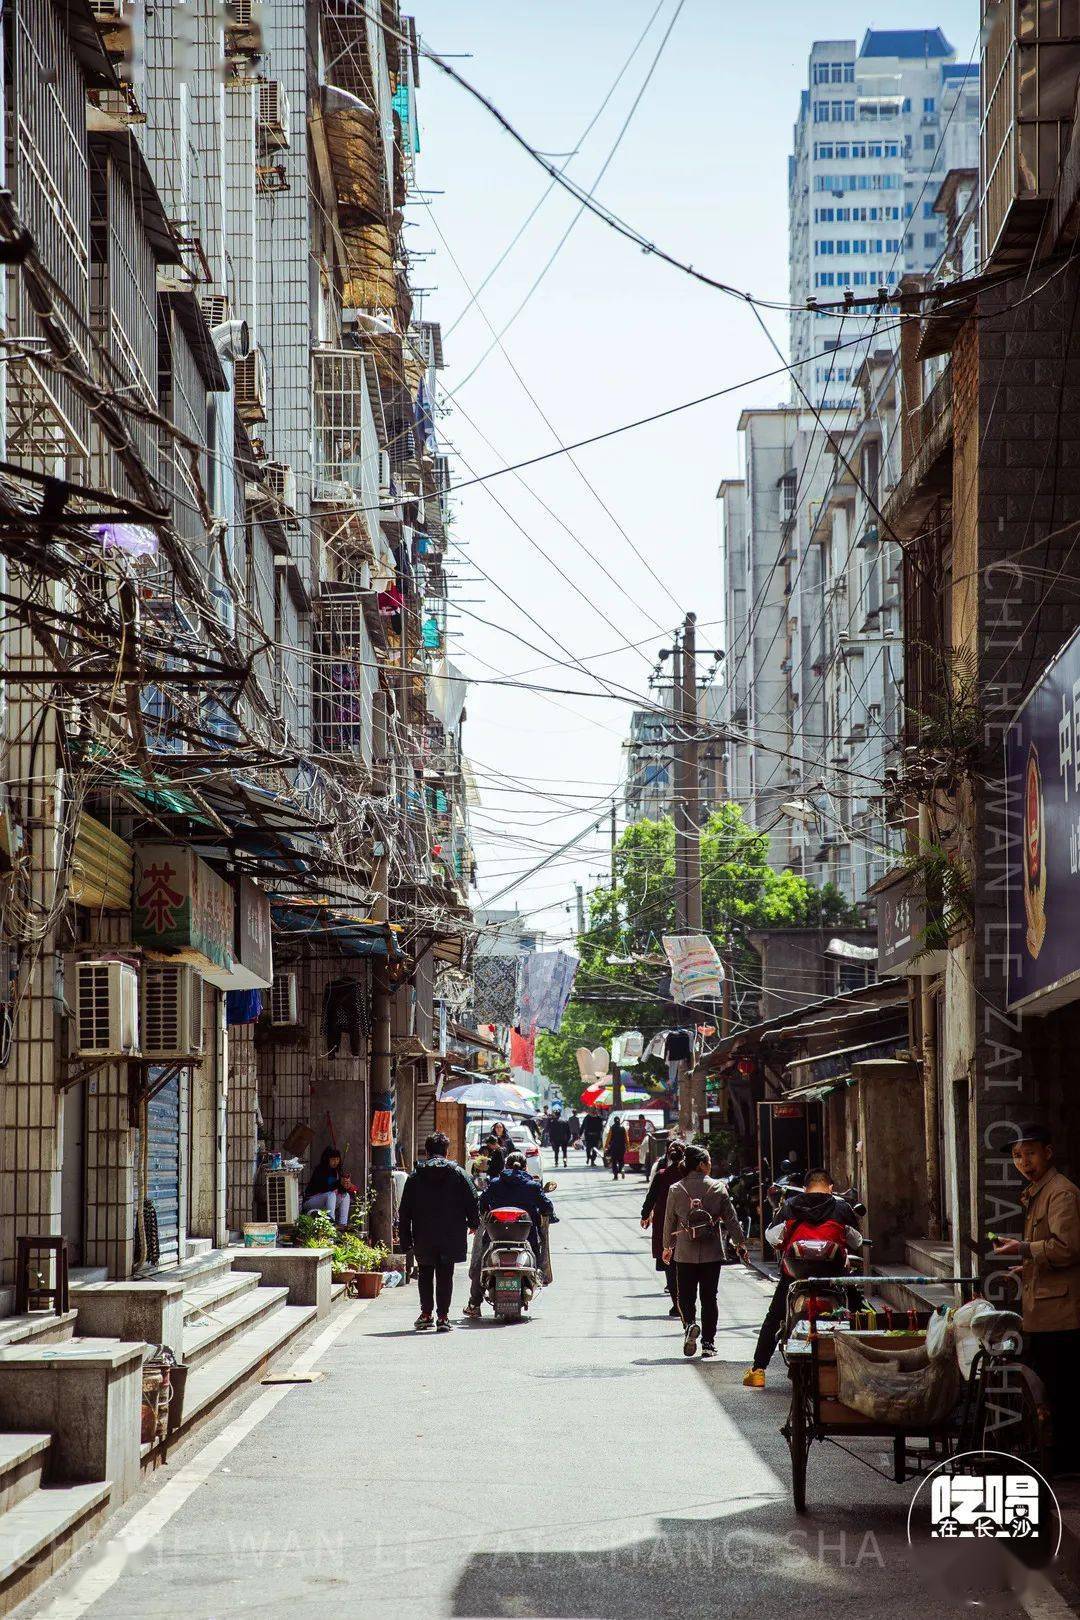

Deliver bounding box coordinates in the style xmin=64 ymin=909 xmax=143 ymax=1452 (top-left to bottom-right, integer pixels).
xmin=330 ymin=1234 xmax=390 ymax=1296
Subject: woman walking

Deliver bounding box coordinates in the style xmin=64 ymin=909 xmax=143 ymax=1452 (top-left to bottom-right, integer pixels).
xmin=605 ymin=1116 xmax=628 ymax=1179
xmin=662 ymin=1145 xmax=747 ymax=1358
xmin=641 ymin=1139 xmax=687 ymax=1316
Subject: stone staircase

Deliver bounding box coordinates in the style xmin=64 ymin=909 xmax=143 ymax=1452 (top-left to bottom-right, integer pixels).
xmin=0 ymin=1245 xmax=334 ymax=1610
xmin=873 ymin=1238 xmax=962 ymax=1316
xmin=0 ymin=1312 xmax=116 ymax=1612
xmin=172 ymin=1250 xmax=320 ymax=1438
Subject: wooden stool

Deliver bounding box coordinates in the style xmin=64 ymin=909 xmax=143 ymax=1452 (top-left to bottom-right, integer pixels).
xmin=14 ymin=1235 xmax=69 ymax=1315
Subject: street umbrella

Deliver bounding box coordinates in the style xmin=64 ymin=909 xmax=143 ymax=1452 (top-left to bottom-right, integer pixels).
xmin=441 ymin=1080 xmax=537 ymax=1117
xmin=581 ymin=1082 xmax=652 ymax=1110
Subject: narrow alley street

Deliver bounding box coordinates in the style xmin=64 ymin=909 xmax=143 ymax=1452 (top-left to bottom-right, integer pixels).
xmin=20 ymin=1156 xmax=1038 ymax=1620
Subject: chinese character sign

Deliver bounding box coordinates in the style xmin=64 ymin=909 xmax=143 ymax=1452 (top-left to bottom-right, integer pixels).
xmin=930 ymin=1473 xmax=1039 ymax=1539
xmin=1006 ymin=624 xmax=1080 ymax=1007
xmin=133 ymin=844 xmax=234 ymax=974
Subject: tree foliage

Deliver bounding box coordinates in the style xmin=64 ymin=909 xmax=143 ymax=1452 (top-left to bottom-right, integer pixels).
xmin=536 ymin=805 xmax=861 ymax=1108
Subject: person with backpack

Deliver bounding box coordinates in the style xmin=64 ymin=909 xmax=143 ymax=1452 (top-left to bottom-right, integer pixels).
xmin=742 ymin=1167 xmax=863 ymax=1387
xmin=662 ymin=1144 xmax=747 ymax=1358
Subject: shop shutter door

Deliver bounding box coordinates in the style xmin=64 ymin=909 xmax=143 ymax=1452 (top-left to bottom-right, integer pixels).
xmin=146 ymin=1067 xmax=181 ymax=1265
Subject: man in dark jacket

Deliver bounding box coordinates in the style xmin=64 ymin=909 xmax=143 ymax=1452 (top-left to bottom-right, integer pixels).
xmin=548 ymin=1111 xmax=571 ymax=1167
xmin=397 ymin=1131 xmax=479 ymax=1332
xmin=581 ymin=1109 xmax=604 ymax=1167
xmin=464 ymin=1155 xmax=556 ymax=1317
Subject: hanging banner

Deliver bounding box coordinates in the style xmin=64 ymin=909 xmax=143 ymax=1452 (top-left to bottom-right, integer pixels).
xmin=662 ymin=934 xmax=725 ymax=1004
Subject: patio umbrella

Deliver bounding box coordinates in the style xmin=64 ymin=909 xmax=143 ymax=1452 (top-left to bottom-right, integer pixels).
xmin=581 ymin=1082 xmax=653 ymax=1109
xmin=441 ymin=1080 xmax=537 ymax=1117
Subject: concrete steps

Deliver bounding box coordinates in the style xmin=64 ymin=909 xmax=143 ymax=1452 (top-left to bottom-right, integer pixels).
xmin=181 ymin=1284 xmax=291 ymax=1369
xmin=178 ymin=1303 xmax=319 ymax=1436
xmin=0 ymin=1312 xmax=76 ymax=1351
xmin=0 ymin=1432 xmax=111 ymax=1611
xmin=181 ymin=1268 xmax=261 ymax=1323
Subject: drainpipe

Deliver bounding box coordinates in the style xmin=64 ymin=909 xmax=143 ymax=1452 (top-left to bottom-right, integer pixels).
xmin=369 ymin=841 xmax=394 ymax=1250
xmin=919 ymin=799 xmax=942 ymax=1239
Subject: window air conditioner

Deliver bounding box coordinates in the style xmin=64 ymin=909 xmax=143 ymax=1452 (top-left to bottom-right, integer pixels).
xmin=270 ymin=970 xmax=299 ymax=1027
xmin=263 ymin=461 xmax=297 ymax=511
xmin=75 ymin=960 xmax=140 ymax=1057
xmin=257 ymin=81 xmax=290 ymax=150
xmin=201 ymin=293 xmax=229 ymax=329
xmin=141 ymin=963 xmax=205 ymax=1060
xmin=234 ymin=349 xmax=267 ymax=423
xmin=265 ymin=1171 xmax=300 ymax=1224
xmin=226 ymin=0 xmax=254 ymax=28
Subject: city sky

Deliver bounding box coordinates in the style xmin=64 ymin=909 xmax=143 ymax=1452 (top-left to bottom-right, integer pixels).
xmin=410 ymin=1 xmax=976 ymax=939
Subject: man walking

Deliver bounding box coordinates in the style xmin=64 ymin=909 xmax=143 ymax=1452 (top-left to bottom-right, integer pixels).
xmin=398 ymin=1131 xmax=479 ymax=1332
xmin=663 ymin=1144 xmax=747 ymax=1358
xmin=993 ymin=1123 xmax=1080 ymax=1474
xmin=548 ymin=1109 xmax=571 ymax=1168
xmin=581 ymin=1108 xmax=603 ymax=1167
xmin=605 ymin=1115 xmax=628 ymax=1179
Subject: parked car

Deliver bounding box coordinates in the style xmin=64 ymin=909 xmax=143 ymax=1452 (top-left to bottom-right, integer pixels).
xmin=465 ymin=1119 xmax=544 ymax=1180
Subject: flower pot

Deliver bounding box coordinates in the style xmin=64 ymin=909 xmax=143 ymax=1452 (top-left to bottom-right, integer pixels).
xmin=348 ymin=1271 xmax=384 ymax=1298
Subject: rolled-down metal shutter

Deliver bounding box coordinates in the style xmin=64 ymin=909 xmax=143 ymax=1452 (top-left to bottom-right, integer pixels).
xmin=145 ymin=1067 xmax=181 ymax=1266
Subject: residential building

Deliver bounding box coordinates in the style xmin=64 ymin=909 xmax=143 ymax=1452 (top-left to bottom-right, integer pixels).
xmin=623 ymin=684 xmax=725 ymax=825
xmin=789 ymin=29 xmax=979 ymax=411
xmin=0 ymin=1 xmax=472 ymax=1585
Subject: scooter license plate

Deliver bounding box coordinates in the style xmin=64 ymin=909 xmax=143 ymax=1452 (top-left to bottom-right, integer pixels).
xmin=495 ymin=1276 xmax=520 ymax=1291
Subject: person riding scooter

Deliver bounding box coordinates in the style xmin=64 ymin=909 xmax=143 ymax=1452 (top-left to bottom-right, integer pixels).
xmin=463 ymin=1153 xmax=556 ymax=1318
xmin=743 ymin=1168 xmax=864 ymax=1388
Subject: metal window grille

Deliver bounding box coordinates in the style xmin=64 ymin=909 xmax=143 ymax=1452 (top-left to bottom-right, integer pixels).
xmin=313 ymin=592 xmax=376 ymax=765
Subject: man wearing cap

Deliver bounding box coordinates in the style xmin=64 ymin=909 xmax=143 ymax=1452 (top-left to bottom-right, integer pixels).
xmin=993 ymin=1124 xmax=1080 ymax=1474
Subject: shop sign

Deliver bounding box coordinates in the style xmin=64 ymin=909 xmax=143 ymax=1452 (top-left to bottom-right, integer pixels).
xmin=233 ymin=877 xmax=273 ymax=989
xmin=133 ymin=844 xmax=234 ymax=980
xmin=1006 ymin=622 xmax=1080 ymax=1011
xmin=875 ymin=867 xmax=944 ymax=977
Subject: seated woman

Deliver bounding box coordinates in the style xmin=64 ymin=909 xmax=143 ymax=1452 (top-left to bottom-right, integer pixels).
xmin=302 ymin=1147 xmax=353 ymax=1227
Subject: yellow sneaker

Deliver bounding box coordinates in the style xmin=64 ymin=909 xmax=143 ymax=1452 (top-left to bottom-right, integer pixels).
xmin=743 ymin=1367 xmax=765 ymax=1388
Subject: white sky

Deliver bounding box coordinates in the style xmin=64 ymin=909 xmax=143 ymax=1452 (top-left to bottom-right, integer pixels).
xmin=409 ymin=1 xmax=976 ymax=943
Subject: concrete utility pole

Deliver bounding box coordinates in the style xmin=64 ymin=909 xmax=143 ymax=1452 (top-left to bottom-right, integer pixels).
xmin=369 ymin=841 xmax=395 ymax=1250
xmin=674 ymin=612 xmax=702 ymax=1133
xmin=575 ymin=883 xmax=585 ymax=936
xmin=610 ymin=801 xmax=617 ymax=885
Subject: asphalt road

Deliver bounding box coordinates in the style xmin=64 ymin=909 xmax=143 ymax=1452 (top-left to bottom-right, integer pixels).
xmin=25 ymin=1154 xmax=1072 ymax=1620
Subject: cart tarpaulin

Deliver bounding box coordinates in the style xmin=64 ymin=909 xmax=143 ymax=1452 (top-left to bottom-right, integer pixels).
xmin=833 ymin=1321 xmax=960 ymax=1425
xmin=662 ymin=935 xmax=725 ymax=1003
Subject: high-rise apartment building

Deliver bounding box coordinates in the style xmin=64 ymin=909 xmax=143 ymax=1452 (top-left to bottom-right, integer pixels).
xmin=789 ymin=29 xmax=979 ymax=409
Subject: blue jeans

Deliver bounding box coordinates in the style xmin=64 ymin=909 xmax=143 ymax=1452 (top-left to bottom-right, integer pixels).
xmin=303 ymin=1190 xmax=351 ymax=1224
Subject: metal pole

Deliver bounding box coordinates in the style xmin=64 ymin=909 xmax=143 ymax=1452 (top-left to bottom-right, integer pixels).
xmin=683 ymin=612 xmax=702 ymax=933
xmin=610 ymin=801 xmax=617 ymax=885
xmin=575 ymin=883 xmax=585 ymax=935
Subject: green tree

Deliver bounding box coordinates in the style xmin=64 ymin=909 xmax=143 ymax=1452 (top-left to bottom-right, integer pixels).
xmin=536 ymin=804 xmax=861 ymax=1105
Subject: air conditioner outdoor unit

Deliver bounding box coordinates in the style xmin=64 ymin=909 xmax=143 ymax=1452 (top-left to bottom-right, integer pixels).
xmin=225 ymin=0 xmax=254 ymax=28
xmin=263 ymin=460 xmax=297 ymax=510
xmin=141 ymin=963 xmax=204 ymax=1060
xmin=75 ymin=960 xmax=140 ymax=1057
xmin=201 ymin=293 xmax=229 ymax=329
xmin=89 ymin=0 xmax=127 ymax=18
xmin=257 ymin=80 xmax=290 ymax=150
xmin=265 ymin=1171 xmax=300 ymax=1224
xmin=234 ymin=348 xmax=267 ymax=422
xmin=270 ymin=970 xmax=299 ymax=1027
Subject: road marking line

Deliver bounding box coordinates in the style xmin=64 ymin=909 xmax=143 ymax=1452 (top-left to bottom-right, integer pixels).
xmin=36 ymin=1299 xmax=371 ymax=1620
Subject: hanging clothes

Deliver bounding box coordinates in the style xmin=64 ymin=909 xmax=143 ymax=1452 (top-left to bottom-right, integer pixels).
xmin=472 ymin=955 xmax=518 ymax=1025
xmin=510 ymin=1026 xmax=536 ymax=1073
xmin=226 ymin=988 xmax=263 ymax=1025
xmin=664 ymin=1028 xmax=693 ymax=1063
xmin=515 ymin=950 xmax=578 ymax=1034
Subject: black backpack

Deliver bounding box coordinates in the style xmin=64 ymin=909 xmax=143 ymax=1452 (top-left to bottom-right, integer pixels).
xmin=682 ymin=1196 xmax=718 ymax=1245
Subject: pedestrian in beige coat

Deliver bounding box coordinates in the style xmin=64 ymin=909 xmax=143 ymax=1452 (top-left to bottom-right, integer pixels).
xmin=662 ymin=1145 xmax=747 ymax=1359
xmin=993 ymin=1123 xmax=1080 ymax=1474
